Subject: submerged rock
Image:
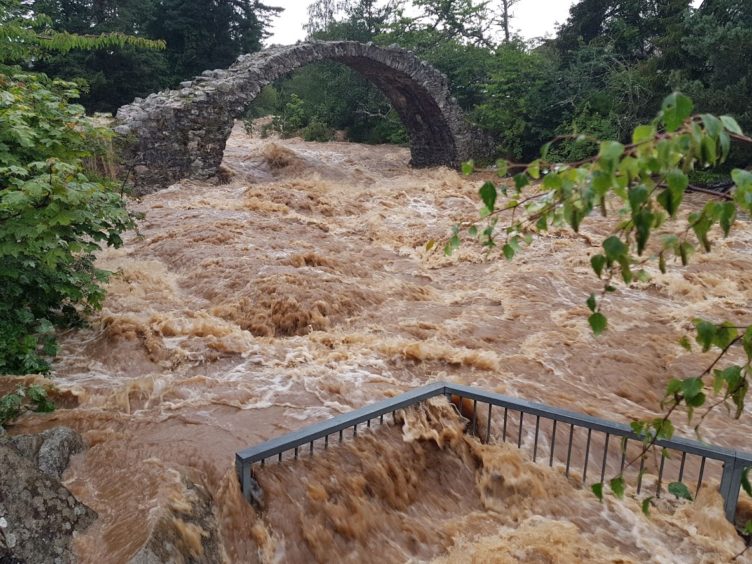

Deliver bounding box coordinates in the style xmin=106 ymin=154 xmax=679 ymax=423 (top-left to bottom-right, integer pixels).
xmin=0 ymin=433 xmax=96 ymax=563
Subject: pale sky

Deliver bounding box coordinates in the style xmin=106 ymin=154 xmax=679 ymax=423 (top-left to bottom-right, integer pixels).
xmin=266 ymin=0 xmax=576 ymax=46
xmin=266 ymin=0 xmax=704 ymax=46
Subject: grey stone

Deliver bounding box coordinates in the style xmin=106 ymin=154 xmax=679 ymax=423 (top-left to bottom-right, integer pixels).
xmin=10 ymin=427 xmax=85 ymax=479
xmin=0 ymin=440 xmax=96 ymax=563
xmin=8 ymin=434 xmax=41 ymax=461
xmin=114 ymin=41 xmax=494 ymax=194
xmin=37 ymin=427 xmax=85 ymax=479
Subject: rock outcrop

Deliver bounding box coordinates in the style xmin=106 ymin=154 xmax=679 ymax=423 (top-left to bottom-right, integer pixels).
xmin=115 ymin=41 xmax=494 ymax=193
xmin=0 ymin=428 xmax=95 ymax=563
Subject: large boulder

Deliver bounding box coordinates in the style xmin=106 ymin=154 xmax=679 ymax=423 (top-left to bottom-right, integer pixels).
xmin=0 ymin=433 xmax=96 ymax=563
xmin=10 ymin=427 xmax=84 ymax=479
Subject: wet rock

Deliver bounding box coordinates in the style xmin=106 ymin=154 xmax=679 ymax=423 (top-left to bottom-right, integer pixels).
xmin=128 ymin=475 xmax=223 ymax=564
xmin=10 ymin=427 xmax=84 ymax=479
xmin=247 ymin=475 xmax=264 ymax=512
xmin=7 ymin=434 xmax=41 ymax=462
xmin=0 ymin=439 xmax=96 ymax=563
xmin=37 ymin=428 xmax=85 ymax=479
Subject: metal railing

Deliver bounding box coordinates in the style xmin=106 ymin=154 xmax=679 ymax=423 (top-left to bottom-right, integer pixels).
xmin=235 ymin=381 xmax=752 ymax=522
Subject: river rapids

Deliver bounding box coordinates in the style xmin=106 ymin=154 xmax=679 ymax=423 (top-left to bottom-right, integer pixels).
xmin=6 ymin=124 xmax=752 ymax=562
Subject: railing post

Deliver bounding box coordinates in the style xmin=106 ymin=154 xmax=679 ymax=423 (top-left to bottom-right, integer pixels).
xmin=241 ymin=462 xmax=252 ymax=503
xmin=720 ymin=454 xmax=747 ymax=522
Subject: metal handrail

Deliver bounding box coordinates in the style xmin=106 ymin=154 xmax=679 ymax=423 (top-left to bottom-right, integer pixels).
xmin=235 ymin=381 xmax=752 ymax=522
xmin=235 ymin=382 xmax=446 ymax=464
xmin=448 ymin=383 xmax=744 ymax=460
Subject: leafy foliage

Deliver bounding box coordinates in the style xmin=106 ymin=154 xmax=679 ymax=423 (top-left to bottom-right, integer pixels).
xmin=0 ymin=384 xmax=55 ymax=426
xmin=302 ymin=118 xmax=335 ymax=143
xmin=473 ymin=41 xmax=559 ymax=160
xmin=591 ymin=482 xmax=603 ymax=501
xmin=668 ymin=481 xmax=693 ymax=501
xmin=18 ymin=0 xmax=279 ymax=113
xmin=0 ymin=0 xmax=164 ymax=66
xmin=0 ymin=73 xmax=133 ymax=374
xmin=272 ymin=93 xmax=309 ymax=136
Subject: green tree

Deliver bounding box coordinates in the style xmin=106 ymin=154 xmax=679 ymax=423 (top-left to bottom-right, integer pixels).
xmin=400 ymin=0 xmax=494 ymax=47
xmin=667 ymin=0 xmax=752 ymax=167
xmin=26 ymin=0 xmax=280 ymax=113
xmin=548 ymin=0 xmax=694 ymax=148
xmin=306 ymin=0 xmax=403 ymax=40
xmin=29 ymin=0 xmax=170 ymax=112
xmin=497 ymin=0 xmax=521 ymax=43
xmin=148 ymin=0 xmax=281 ymax=84
xmin=555 ymin=0 xmax=692 ymax=64
xmin=474 ymin=41 xmax=560 ymax=159
xmin=0 ymin=0 xmax=162 ymax=66
xmin=474 ymin=0 xmax=752 ymax=175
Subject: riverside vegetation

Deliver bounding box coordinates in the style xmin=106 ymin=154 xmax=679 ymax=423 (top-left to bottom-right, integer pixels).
xmin=1 ymin=0 xmax=161 ymax=416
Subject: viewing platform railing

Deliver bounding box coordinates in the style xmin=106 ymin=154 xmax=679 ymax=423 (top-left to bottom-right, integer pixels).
xmin=235 ymin=381 xmax=752 ymax=523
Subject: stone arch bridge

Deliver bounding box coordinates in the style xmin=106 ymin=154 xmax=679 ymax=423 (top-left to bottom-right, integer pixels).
xmin=115 ymin=41 xmax=493 ymax=193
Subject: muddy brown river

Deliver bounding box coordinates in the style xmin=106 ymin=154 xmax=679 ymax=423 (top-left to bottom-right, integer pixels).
xmin=7 ymin=124 xmax=752 ymax=562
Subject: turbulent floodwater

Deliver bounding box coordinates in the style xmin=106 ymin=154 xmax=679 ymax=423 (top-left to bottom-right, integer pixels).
xmin=8 ymin=124 xmax=752 ymax=562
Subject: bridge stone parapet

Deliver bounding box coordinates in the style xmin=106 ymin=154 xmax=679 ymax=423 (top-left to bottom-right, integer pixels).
xmin=115 ymin=41 xmax=494 ymax=194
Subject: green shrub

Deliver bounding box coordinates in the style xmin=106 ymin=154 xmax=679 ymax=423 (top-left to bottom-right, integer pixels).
xmin=0 ymin=72 xmax=133 ymax=374
xmin=273 ymin=93 xmax=308 ymax=137
xmin=362 ymin=109 xmax=409 ymax=145
xmin=302 ymin=118 xmax=334 ymax=142
xmin=0 ymin=385 xmax=55 ymax=427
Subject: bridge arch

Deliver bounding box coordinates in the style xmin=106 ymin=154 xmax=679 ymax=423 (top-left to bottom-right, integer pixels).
xmin=115 ymin=41 xmax=492 ymax=193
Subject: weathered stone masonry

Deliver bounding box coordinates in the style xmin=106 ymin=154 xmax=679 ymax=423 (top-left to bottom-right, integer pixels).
xmin=115 ymin=41 xmax=493 ymax=194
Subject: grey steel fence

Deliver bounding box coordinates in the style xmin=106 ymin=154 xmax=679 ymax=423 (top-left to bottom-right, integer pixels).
xmin=235 ymin=381 xmax=752 ymax=523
